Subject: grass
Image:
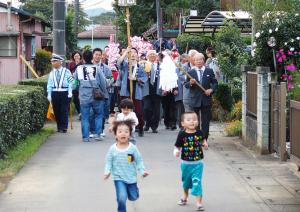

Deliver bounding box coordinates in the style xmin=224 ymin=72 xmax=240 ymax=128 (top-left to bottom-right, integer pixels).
xmin=0 ymin=128 xmax=54 ymax=179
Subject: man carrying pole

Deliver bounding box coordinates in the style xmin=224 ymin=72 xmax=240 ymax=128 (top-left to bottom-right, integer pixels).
xmin=116 ymin=0 xmax=147 ymax=137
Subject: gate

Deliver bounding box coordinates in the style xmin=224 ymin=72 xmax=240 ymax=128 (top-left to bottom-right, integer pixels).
xmin=270 ymin=82 xmax=287 ymax=160
xmin=290 ymin=100 xmax=300 ymax=166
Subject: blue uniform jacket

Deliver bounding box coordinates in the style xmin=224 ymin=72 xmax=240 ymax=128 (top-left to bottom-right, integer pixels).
xmin=116 ymin=61 xmax=148 ymax=100
xmin=47 ymin=66 xmax=73 ymax=96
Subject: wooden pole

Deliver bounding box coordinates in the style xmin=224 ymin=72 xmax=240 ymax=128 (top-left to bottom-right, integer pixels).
xmin=174 ymin=62 xmax=206 ymax=92
xmin=69 ymin=104 xmax=73 ymax=130
xmin=125 ymin=7 xmax=133 ymax=99
xmin=20 ymin=55 xmax=39 ymax=78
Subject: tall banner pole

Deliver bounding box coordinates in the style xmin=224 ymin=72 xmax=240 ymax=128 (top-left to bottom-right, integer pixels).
xmin=125 ymin=7 xmax=133 ymax=100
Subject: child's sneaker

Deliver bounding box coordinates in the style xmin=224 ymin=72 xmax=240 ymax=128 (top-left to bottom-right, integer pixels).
xmin=177 ymin=199 xmax=187 ymax=206
xmin=196 ymin=204 xmax=205 ymax=211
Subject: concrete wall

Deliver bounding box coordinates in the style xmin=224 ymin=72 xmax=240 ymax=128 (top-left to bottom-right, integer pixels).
xmin=242 ymin=65 xmax=270 ymax=154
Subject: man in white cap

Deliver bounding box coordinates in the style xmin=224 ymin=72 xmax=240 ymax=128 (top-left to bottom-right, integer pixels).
xmin=47 ymin=53 xmax=73 ymax=133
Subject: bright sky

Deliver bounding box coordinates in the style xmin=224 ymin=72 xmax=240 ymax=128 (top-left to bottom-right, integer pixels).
xmin=0 ymin=0 xmax=114 ymax=10
xmin=76 ymin=0 xmax=114 ymax=10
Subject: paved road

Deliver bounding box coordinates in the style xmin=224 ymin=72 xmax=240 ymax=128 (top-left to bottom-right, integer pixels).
xmin=0 ymin=120 xmax=299 ymax=212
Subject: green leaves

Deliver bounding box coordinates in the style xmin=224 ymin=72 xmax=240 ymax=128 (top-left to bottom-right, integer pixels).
xmin=176 ymin=34 xmax=212 ymax=54
xmin=215 ymin=21 xmax=250 ymax=80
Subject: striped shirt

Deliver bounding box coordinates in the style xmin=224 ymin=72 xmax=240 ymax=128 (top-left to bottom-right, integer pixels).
xmin=104 ymin=143 xmax=145 ymax=184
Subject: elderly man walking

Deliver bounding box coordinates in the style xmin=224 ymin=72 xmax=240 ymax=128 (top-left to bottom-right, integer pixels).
xmin=185 ymin=53 xmax=218 ymax=139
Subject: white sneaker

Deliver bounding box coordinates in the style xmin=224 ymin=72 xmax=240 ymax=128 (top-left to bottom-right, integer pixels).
xmin=89 ymin=134 xmax=94 ymax=138
xmin=101 ymin=132 xmax=106 ymax=137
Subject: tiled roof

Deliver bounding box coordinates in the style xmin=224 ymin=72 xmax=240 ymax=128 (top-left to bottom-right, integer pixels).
xmin=77 ymin=25 xmax=116 ymax=39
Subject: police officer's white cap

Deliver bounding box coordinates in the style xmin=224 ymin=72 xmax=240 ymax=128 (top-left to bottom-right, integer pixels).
xmin=51 ymin=53 xmax=64 ymax=62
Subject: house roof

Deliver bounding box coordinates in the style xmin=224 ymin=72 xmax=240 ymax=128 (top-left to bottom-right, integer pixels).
xmin=78 ymin=25 xmax=116 ymax=39
xmin=0 ymin=2 xmax=51 ymax=27
xmin=184 ymin=10 xmax=252 ymax=34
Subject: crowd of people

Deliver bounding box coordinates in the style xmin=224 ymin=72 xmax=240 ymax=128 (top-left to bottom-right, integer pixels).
xmin=46 ymin=45 xmax=221 ymax=212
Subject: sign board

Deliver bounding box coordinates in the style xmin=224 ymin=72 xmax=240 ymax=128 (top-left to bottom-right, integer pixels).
xmin=118 ymin=0 xmax=136 ymax=6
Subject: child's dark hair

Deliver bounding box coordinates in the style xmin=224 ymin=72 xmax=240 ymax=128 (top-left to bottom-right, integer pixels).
xmin=120 ymin=98 xmax=134 ymax=109
xmin=181 ymin=111 xmax=198 ymax=122
xmin=112 ymin=120 xmax=134 ymax=136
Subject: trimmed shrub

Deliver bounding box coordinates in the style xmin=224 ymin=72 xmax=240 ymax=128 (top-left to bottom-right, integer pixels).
xmin=35 ymin=48 xmax=52 ymax=76
xmin=214 ymin=82 xmax=233 ymax=112
xmin=0 ymin=85 xmax=47 ymax=158
xmin=19 ymin=75 xmax=48 ymax=95
xmin=225 ymin=120 xmax=242 ymax=137
xmin=176 ymin=33 xmax=212 ymax=54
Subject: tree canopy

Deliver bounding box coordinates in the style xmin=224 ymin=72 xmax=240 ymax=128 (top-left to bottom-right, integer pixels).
xmin=113 ymin=0 xmax=220 ymax=44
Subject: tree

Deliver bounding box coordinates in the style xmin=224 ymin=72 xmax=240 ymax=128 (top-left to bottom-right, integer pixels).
xmin=113 ymin=0 xmax=157 ymax=44
xmin=19 ymin=0 xmax=89 ymax=30
xmin=214 ymin=21 xmax=250 ymax=80
xmin=19 ymin=0 xmax=53 ymax=20
xmin=113 ymin=0 xmax=220 ymax=44
xmin=66 ymin=10 xmax=77 ymax=58
xmin=91 ymin=12 xmax=116 ymax=25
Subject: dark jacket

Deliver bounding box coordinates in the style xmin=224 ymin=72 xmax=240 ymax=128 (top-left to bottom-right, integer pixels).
xmin=185 ymin=67 xmax=218 ymax=108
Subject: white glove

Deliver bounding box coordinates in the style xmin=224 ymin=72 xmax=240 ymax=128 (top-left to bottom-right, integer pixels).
xmin=47 ymin=95 xmax=51 ymax=102
xmin=68 ymin=92 xmax=72 ymax=98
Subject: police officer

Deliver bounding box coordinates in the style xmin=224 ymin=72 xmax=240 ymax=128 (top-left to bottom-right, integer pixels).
xmin=47 ymin=53 xmax=73 ymax=133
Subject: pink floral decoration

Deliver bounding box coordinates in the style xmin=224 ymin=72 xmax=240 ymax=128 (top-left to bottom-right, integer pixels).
xmin=276 ymin=49 xmax=286 ymax=63
xmin=285 ymin=63 xmax=297 ymax=71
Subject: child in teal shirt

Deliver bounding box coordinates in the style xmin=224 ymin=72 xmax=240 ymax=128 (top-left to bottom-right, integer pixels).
xmin=104 ymin=120 xmax=149 ymax=212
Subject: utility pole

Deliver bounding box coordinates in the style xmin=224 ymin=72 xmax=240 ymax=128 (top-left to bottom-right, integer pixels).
xmin=156 ymin=0 xmax=162 ymax=50
xmin=73 ymin=0 xmax=80 ymax=38
xmin=53 ymin=0 xmax=66 ymax=58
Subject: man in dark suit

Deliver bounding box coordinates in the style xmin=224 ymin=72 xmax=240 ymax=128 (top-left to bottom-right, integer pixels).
xmin=185 ymin=53 xmax=218 ymax=139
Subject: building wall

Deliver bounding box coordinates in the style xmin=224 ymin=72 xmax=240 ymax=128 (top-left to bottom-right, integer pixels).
xmin=0 ymin=12 xmax=20 ymax=32
xmin=77 ymin=38 xmax=109 ymax=50
xmin=0 ymin=10 xmax=44 ymax=84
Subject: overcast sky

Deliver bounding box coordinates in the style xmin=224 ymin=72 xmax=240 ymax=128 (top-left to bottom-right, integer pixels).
xmin=0 ymin=0 xmax=114 ymax=10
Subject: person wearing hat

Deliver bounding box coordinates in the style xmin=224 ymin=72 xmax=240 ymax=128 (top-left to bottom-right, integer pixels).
xmin=47 ymin=53 xmax=73 ymax=133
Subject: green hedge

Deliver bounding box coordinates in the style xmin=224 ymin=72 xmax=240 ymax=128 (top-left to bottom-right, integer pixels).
xmin=0 ymin=85 xmax=47 ymax=158
xmin=19 ymin=75 xmax=48 ymax=95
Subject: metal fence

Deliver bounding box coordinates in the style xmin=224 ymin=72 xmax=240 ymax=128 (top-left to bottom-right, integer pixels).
xmin=290 ymin=100 xmax=300 ymax=166
xmin=246 ymin=72 xmax=257 ymax=117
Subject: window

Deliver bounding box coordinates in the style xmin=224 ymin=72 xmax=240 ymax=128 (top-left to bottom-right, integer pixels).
xmin=0 ymin=36 xmax=17 ymax=57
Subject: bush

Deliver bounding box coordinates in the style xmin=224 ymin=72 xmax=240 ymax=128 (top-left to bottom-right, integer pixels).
xmin=0 ymin=85 xmax=47 ymax=158
xmin=230 ymin=101 xmax=242 ymax=121
xmin=35 ymin=48 xmax=52 ymax=76
xmin=19 ymin=75 xmax=48 ymax=95
xmin=176 ymin=33 xmax=212 ymax=54
xmin=225 ymin=120 xmax=242 ymax=137
xmin=214 ymin=82 xmax=233 ymax=112
xmin=214 ymin=21 xmax=250 ymax=81
xmin=232 ymin=88 xmax=242 ymax=103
